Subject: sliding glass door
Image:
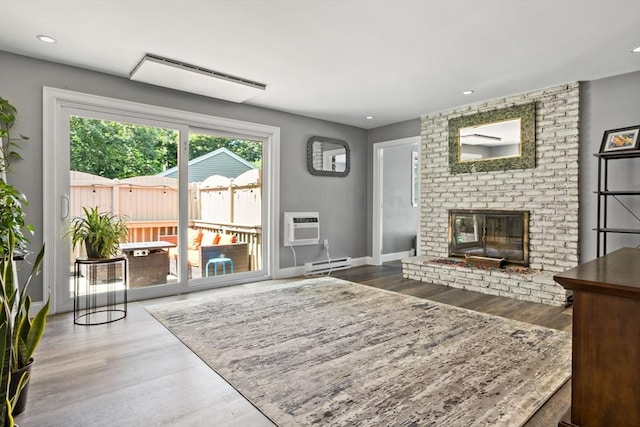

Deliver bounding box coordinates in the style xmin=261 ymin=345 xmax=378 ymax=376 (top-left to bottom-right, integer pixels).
xmin=68 ymin=115 xmax=182 ymax=295
xmin=44 ymin=88 xmax=277 ymax=314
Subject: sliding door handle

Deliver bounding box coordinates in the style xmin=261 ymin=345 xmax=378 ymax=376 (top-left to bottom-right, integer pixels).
xmin=61 ymin=195 xmax=70 ymax=220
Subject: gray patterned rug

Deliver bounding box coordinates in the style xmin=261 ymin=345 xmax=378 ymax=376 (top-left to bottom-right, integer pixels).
xmin=146 ymin=277 xmax=572 ymax=426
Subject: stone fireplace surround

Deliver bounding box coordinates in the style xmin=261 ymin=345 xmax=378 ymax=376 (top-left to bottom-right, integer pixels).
xmin=403 ymin=82 xmax=580 ymax=307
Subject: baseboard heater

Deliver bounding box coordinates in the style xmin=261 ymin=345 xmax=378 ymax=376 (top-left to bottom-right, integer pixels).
xmin=304 ymin=257 xmax=352 ymax=274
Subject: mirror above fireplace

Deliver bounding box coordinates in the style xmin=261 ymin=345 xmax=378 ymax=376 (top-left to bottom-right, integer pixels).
xmin=449 ymin=103 xmax=536 ymax=174
xmin=459 ymin=118 xmax=521 ymax=161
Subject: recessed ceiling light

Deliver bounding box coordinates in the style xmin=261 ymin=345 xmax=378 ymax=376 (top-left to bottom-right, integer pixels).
xmin=36 ymin=34 xmax=56 ymax=44
xmin=632 ymin=46 xmax=640 ymax=53
xmin=366 ymin=116 xmax=374 ymax=120
xmin=462 ymin=90 xmax=474 ymax=95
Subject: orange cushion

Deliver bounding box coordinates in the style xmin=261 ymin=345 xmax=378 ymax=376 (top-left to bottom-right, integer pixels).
xmin=187 ymin=228 xmax=203 ymax=250
xmin=187 ymin=249 xmax=200 ymax=266
xmin=218 ymin=234 xmax=238 ymax=244
xmin=168 ymin=248 xmax=201 ymax=266
xmin=201 ymin=231 xmax=217 ymax=246
xmin=214 ymin=233 xmax=221 ymax=245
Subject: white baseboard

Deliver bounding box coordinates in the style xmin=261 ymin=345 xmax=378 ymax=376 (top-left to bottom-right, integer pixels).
xmin=274 ymin=265 xmax=305 ymax=279
xmin=351 ymin=257 xmax=371 ymax=267
xmin=381 ymin=250 xmax=414 ymax=263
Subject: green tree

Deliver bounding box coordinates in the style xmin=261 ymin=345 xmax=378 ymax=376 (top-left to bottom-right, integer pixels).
xmin=189 ymin=134 xmax=262 ymax=166
xmin=70 ymin=117 xmax=262 ymax=179
xmin=70 ymin=117 xmax=176 ymax=179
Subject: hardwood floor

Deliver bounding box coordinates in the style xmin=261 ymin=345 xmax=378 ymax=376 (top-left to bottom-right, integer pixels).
xmin=17 ymin=263 xmax=571 ymax=426
xmin=333 ymin=262 xmax=572 ymax=332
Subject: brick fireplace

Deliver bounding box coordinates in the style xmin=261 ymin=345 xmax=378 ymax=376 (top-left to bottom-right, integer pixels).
xmin=403 ymin=82 xmax=580 ymax=306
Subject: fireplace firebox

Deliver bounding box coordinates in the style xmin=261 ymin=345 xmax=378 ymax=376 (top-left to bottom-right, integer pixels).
xmin=448 ymin=209 xmax=529 ymax=266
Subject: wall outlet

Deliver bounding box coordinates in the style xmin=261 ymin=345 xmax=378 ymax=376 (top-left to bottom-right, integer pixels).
xmin=323 ymin=239 xmax=329 ymax=248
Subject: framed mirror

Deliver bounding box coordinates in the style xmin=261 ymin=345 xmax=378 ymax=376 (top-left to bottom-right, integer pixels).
xmin=448 ymin=103 xmax=535 ymax=174
xmin=307 ymin=136 xmax=350 ymax=177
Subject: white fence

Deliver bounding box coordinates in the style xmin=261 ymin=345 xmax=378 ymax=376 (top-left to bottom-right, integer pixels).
xmin=70 ymin=169 xmax=261 ymax=225
xmin=70 ymin=169 xmax=263 ymax=269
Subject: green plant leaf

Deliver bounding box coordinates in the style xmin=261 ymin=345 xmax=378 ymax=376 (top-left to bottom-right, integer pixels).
xmin=67 ymin=207 xmax=128 ymax=258
xmin=0 ymin=321 xmax=11 ymax=427
xmin=22 ymin=299 xmax=49 ymax=367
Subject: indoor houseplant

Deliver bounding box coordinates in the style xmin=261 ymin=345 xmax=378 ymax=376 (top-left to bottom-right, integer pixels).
xmin=68 ymin=207 xmax=128 ymax=259
xmin=0 ymin=96 xmax=50 ymax=422
xmin=0 ymin=97 xmax=28 ymax=179
xmin=1 ymin=230 xmax=48 ymax=417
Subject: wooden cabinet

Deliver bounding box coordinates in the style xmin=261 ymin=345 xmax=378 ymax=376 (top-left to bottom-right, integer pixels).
xmin=554 ymin=248 xmax=640 ymax=427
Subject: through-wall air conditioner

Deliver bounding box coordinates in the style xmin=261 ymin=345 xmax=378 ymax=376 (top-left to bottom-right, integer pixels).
xmin=284 ymin=212 xmax=320 ymax=246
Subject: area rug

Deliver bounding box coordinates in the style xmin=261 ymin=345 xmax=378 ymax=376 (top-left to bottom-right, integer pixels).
xmin=146 ymin=277 xmax=572 ymax=426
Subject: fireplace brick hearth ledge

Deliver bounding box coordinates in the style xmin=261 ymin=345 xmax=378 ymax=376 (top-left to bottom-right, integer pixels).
xmin=402 ymin=256 xmax=570 ymax=307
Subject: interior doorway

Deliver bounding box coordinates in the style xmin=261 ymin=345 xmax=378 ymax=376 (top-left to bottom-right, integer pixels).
xmin=372 ymin=136 xmax=420 ymax=265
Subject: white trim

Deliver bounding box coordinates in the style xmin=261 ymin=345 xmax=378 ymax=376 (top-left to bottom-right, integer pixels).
xmin=43 ymin=87 xmax=280 ymax=313
xmin=372 ymin=136 xmax=420 ymax=266
xmin=381 ymin=250 xmax=415 ymax=263
xmin=350 ymin=256 xmax=371 ymax=267
xmin=372 ymin=147 xmax=383 ymax=265
xmin=275 ymin=265 xmax=305 ymax=279
xmin=361 ymin=256 xmax=375 ymax=266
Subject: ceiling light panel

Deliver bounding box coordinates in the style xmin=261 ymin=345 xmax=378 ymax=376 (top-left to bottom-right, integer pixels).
xmin=129 ymin=54 xmax=266 ymax=103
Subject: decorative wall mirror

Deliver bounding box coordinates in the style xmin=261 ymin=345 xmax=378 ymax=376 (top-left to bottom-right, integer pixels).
xmin=448 ymin=103 xmax=535 ymax=174
xmin=307 ymin=136 xmax=350 ymax=177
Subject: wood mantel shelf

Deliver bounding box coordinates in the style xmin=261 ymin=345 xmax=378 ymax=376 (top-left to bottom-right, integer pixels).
xmin=554 ymin=248 xmax=640 ymax=427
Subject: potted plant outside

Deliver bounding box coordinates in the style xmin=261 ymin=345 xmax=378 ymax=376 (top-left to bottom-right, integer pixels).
xmin=68 ymin=207 xmax=128 ymax=259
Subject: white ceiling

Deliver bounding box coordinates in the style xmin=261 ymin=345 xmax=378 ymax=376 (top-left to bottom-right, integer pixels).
xmin=1 ymin=0 xmax=639 ymax=129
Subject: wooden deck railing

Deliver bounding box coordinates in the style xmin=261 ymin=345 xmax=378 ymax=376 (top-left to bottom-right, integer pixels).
xmin=191 ymin=220 xmax=262 ymax=271
xmin=126 ymin=221 xmax=179 ymax=243
xmin=125 ymin=220 xmax=262 ymax=271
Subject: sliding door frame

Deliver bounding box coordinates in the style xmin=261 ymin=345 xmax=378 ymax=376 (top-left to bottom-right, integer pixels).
xmin=43 ymin=87 xmax=280 ymax=314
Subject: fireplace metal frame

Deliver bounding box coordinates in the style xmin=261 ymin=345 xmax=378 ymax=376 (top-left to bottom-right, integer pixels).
xmin=448 ymin=209 xmax=530 ymax=266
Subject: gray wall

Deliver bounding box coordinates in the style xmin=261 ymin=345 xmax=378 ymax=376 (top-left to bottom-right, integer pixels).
xmin=366 ymin=118 xmax=421 ymax=256
xmin=382 ymin=143 xmax=418 ymax=254
xmin=579 ymin=71 xmax=640 ymax=262
xmin=0 ymin=51 xmax=368 ymax=300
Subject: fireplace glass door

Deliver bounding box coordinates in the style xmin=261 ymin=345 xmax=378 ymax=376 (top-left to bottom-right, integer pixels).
xmin=449 ymin=209 xmax=529 ymax=265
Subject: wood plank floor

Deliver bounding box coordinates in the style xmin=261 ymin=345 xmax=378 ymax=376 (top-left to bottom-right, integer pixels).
xmin=16 ymin=263 xmax=572 ymax=426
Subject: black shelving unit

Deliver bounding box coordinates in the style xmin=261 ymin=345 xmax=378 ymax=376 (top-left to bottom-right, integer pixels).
xmin=595 ymin=150 xmax=640 ymax=257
